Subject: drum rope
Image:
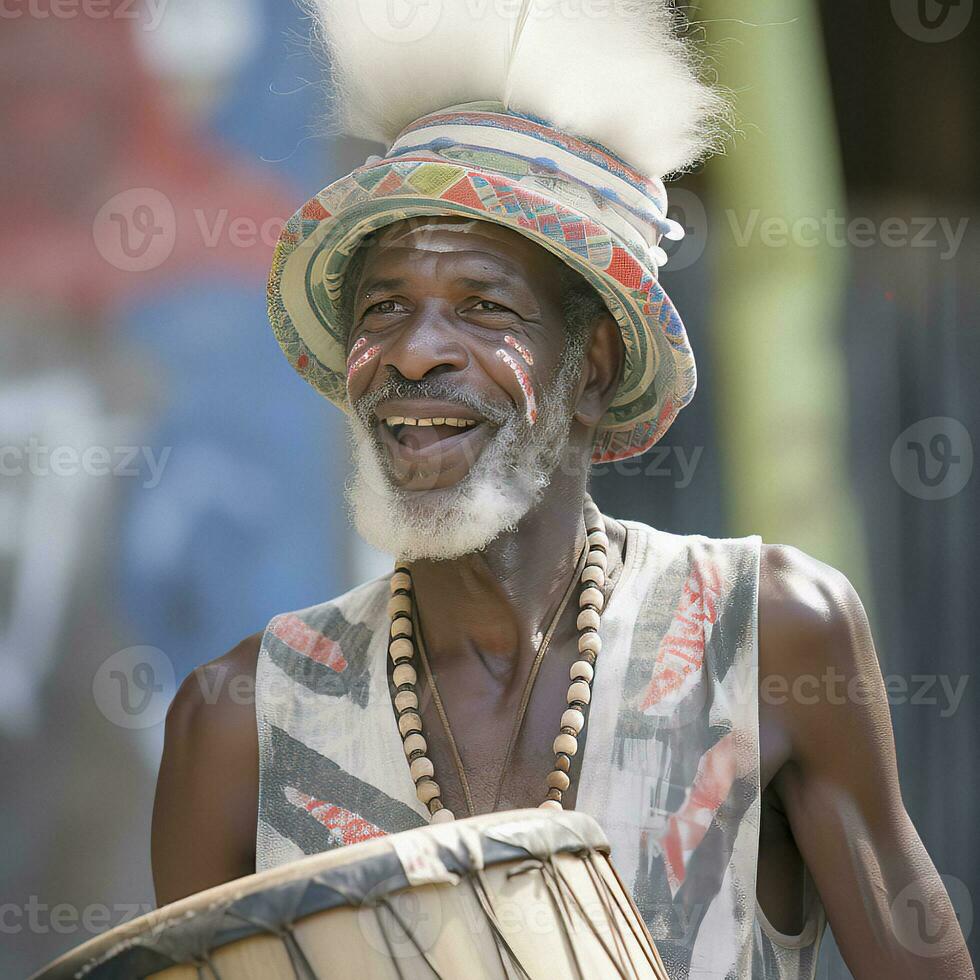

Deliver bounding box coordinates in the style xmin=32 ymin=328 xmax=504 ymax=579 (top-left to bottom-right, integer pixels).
xmin=377 ymin=896 xmax=446 ymax=978
xmin=545 ymin=856 xmax=633 ymax=980
xmin=583 ymin=851 xmax=668 ymax=979
xmin=573 ymin=855 xmax=639 ymax=980
xmin=280 ymin=925 xmax=320 ymax=980
xmin=467 ymin=869 xmax=533 ymax=979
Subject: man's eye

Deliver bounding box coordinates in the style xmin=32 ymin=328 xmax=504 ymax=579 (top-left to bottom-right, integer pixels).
xmin=471 ymin=300 xmax=511 ymax=314
xmin=363 ymin=300 xmax=403 ymax=316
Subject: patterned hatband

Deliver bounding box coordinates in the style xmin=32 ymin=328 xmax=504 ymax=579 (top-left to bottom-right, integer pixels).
xmin=267 ymin=103 xmax=695 ymax=462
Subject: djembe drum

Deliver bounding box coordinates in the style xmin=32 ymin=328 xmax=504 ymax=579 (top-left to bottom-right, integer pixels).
xmin=33 ymin=809 xmax=669 ymax=979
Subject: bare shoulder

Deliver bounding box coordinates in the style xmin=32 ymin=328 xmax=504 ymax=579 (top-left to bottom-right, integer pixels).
xmin=758 ymin=542 xmax=873 ymax=677
xmin=165 ymin=632 xmax=263 ymax=733
xmin=152 ymin=633 xmax=263 ymax=906
xmin=756 ymin=544 xmax=888 ymax=785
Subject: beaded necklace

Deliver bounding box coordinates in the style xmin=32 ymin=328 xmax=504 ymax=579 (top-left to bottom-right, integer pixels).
xmin=387 ymin=510 xmax=610 ymax=822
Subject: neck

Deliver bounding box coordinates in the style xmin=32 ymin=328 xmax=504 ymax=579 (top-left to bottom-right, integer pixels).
xmin=408 ymin=469 xmax=591 ymax=683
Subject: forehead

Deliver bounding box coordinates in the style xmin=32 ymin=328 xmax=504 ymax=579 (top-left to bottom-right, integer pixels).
xmin=357 ymin=216 xmax=568 ymax=282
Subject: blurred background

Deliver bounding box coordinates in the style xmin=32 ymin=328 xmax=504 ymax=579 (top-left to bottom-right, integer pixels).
xmin=0 ymin=0 xmax=976 ymax=975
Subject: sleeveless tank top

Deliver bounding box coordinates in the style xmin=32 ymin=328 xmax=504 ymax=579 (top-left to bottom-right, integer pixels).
xmin=255 ymin=519 xmax=826 ymax=978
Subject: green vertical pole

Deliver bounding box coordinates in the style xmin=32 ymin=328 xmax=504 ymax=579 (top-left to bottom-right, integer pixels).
xmin=697 ymin=0 xmax=868 ymax=589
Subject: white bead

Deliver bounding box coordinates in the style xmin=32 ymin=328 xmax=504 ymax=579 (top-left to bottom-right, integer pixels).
xmin=394 ymin=690 xmax=418 ymax=713
xmin=561 ymin=708 xmax=585 ymax=734
xmin=548 ymin=770 xmax=571 ymax=791
xmin=398 ymin=711 xmax=422 ymax=737
xmin=392 ymin=663 xmax=417 ymax=688
xmin=570 ymin=660 xmax=595 ymax=683
xmin=586 ymin=549 xmax=608 ymax=571
xmin=389 ymin=637 xmax=414 ymax=663
xmin=587 ymin=530 xmax=608 ymax=551
xmin=578 ymin=633 xmax=601 ymax=656
xmin=430 ymin=808 xmax=455 ymax=823
xmin=539 ymin=800 xmax=563 ymax=811
xmin=410 ymin=757 xmax=434 ymax=782
xmin=387 ymin=595 xmax=412 ymax=618
xmin=568 ymin=681 xmax=592 ymax=705
xmin=416 ymin=779 xmax=441 ymax=804
xmin=390 ymin=617 xmax=413 ymax=638
xmin=403 ymin=733 xmax=427 ymax=757
xmin=582 ymin=566 xmax=605 ymax=588
xmin=390 ymin=571 xmax=412 ymax=594
xmin=576 ymin=608 xmax=600 ymax=631
xmin=553 ymin=733 xmax=578 ymax=757
xmin=579 ymin=587 xmax=604 ymax=611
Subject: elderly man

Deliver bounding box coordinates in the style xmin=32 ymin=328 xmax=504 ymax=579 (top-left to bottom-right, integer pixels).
xmin=152 ymin=3 xmax=973 ymax=978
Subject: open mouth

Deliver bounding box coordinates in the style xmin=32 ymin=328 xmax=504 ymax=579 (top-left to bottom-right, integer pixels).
xmin=374 ymin=407 xmax=494 ymax=485
xmin=383 ymin=415 xmax=481 ymax=451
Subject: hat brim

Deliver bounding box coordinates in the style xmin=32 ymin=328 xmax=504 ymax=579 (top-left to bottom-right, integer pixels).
xmin=268 ymin=159 xmax=695 ymax=462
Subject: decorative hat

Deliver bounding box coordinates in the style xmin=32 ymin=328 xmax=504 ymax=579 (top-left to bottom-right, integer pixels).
xmin=268 ymin=1 xmax=725 ymax=461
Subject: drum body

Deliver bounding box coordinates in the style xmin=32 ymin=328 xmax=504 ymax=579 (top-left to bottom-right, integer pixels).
xmin=33 ymin=809 xmax=668 ymax=980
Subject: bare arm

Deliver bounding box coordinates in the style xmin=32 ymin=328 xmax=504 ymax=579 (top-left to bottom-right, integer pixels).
xmin=151 ymin=634 xmax=262 ymax=907
xmin=759 ymin=545 xmax=974 ymax=980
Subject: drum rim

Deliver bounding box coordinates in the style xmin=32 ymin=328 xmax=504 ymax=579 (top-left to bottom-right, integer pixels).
xmin=32 ymin=809 xmax=610 ymax=980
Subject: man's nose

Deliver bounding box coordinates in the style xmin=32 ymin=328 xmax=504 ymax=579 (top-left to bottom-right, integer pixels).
xmin=379 ymin=306 xmax=469 ymax=381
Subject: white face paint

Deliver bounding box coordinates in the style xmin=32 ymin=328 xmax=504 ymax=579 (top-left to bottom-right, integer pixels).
xmin=375 ymin=219 xmax=484 ymax=252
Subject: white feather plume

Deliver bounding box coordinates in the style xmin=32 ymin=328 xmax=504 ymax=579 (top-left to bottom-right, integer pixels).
xmin=305 ymin=0 xmax=728 ymax=178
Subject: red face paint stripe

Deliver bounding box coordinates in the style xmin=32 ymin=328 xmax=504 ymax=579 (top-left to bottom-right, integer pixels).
xmin=346 ymin=344 xmax=381 ymax=386
xmin=495 ymin=349 xmax=538 ymax=425
xmin=504 ymin=334 xmax=534 ymax=366
xmin=346 ymin=335 xmax=368 ymax=364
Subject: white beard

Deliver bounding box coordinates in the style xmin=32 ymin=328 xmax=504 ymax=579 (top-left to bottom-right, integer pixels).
xmin=346 ymin=360 xmax=582 ymax=561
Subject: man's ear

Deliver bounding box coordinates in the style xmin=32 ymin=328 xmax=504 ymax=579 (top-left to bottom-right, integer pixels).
xmin=573 ymin=312 xmax=624 ymax=428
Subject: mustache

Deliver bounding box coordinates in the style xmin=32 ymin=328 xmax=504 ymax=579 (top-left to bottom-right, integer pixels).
xmin=352 ymin=372 xmax=518 ymax=429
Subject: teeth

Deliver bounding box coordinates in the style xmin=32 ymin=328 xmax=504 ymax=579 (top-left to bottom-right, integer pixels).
xmin=384 ymin=416 xmax=478 ymax=428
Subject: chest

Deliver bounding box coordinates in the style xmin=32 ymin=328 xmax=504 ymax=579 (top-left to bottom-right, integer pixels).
xmin=410 ymin=626 xmax=589 ymax=817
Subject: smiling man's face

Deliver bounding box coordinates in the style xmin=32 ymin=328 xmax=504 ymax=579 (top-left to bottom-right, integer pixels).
xmin=342 ymin=215 xmax=600 ymax=560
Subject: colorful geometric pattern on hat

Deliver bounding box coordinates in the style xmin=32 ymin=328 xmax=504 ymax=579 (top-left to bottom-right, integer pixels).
xmin=267 ymin=107 xmax=696 ymax=462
